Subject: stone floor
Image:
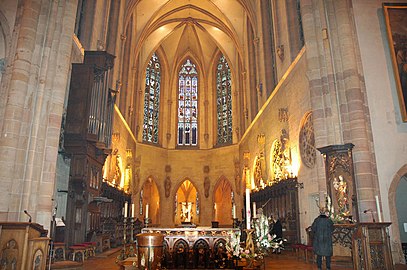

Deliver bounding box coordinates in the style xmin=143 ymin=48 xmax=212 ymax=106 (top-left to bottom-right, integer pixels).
xmin=81 ymin=249 xmax=356 ymax=270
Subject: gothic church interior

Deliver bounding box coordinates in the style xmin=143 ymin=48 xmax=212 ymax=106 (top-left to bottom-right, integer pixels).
xmin=0 ymin=0 xmax=407 ymax=267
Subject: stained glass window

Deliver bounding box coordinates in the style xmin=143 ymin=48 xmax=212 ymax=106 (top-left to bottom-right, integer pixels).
xmin=142 ymin=53 xmax=161 ymax=143
xmin=178 ymin=59 xmax=198 ymax=146
xmin=216 ymin=55 xmax=232 ymax=144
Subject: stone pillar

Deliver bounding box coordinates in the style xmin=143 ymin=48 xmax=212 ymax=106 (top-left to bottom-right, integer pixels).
xmin=0 ymin=0 xmax=78 ymax=230
xmin=300 ymin=0 xmax=378 ymax=222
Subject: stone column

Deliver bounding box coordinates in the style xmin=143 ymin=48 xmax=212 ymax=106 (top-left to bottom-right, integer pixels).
xmin=0 ymin=0 xmax=78 ymax=229
xmin=300 ymin=0 xmax=378 ymax=221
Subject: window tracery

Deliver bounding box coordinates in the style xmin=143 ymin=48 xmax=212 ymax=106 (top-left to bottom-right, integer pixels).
xmin=178 ymin=59 xmax=198 ymax=146
xmin=299 ymin=112 xmax=316 ymax=168
xmin=142 ymin=52 xmax=161 ymax=144
xmin=216 ymin=55 xmax=232 ymax=145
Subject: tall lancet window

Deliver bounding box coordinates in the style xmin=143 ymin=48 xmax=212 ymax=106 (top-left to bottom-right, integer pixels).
xmin=178 ymin=59 xmax=198 ymax=146
xmin=216 ymin=55 xmax=232 ymax=145
xmin=142 ymin=53 xmax=161 ymax=144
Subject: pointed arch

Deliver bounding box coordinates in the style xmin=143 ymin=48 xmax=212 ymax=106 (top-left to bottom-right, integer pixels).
xmin=213 ymin=176 xmax=234 ymax=225
xmin=142 ymin=52 xmax=162 ymax=144
xmin=174 ymin=178 xmax=201 ymax=225
xmin=215 ymin=53 xmax=233 ymax=145
xmin=140 ymin=176 xmax=161 ymax=225
xmin=177 ymin=58 xmax=199 ymax=146
xmin=388 ymin=164 xmax=407 ymax=263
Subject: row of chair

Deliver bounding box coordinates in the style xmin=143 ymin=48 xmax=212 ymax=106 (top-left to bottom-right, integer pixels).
xmin=53 ymin=242 xmax=97 ymax=263
xmin=291 ymin=243 xmax=314 ymax=262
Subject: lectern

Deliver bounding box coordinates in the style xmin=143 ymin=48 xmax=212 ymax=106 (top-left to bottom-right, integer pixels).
xmin=0 ymin=222 xmax=50 ymax=270
xmin=352 ymin=222 xmax=393 ymax=270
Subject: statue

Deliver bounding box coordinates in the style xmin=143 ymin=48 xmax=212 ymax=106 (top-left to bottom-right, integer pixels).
xmin=180 ymin=202 xmax=193 ymax=222
xmin=333 ymin=175 xmax=350 ymax=216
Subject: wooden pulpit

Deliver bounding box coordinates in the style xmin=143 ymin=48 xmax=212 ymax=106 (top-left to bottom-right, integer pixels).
xmin=352 ymin=222 xmax=393 ymax=270
xmin=0 ymin=222 xmax=50 ymax=270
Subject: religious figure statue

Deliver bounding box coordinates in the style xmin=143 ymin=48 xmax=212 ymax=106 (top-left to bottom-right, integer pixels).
xmin=333 ymin=175 xmax=350 ymax=216
xmin=180 ymin=202 xmax=193 ymax=222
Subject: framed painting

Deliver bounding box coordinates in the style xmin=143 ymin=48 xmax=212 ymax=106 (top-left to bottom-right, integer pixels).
xmin=383 ymin=3 xmax=407 ymax=122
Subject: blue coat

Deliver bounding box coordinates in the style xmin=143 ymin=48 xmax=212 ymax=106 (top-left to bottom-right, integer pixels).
xmin=311 ymin=214 xmax=334 ymax=256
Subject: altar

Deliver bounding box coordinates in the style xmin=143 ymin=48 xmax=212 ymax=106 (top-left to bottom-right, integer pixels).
xmin=141 ymin=227 xmax=239 ymax=268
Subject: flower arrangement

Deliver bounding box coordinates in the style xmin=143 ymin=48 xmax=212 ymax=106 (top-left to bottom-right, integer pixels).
xmin=325 ymin=195 xmax=355 ymax=223
xmin=225 ymin=212 xmax=285 ymax=268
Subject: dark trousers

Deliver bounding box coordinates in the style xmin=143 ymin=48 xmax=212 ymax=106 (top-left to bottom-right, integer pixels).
xmin=316 ymin=255 xmax=331 ymax=269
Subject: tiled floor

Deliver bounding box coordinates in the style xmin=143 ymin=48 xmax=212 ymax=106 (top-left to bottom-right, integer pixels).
xmin=82 ymin=249 xmax=354 ymax=270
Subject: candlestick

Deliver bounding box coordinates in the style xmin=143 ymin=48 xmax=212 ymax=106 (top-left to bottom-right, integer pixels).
xmin=124 ymin=201 xmax=128 ymax=218
xmin=375 ymin=195 xmax=382 ymax=222
xmin=145 ymin=204 xmax=149 ymax=219
xmin=252 ymin=202 xmax=257 ymax=219
xmin=245 ymin=188 xmax=251 ymax=229
xmin=232 ymin=203 xmax=236 ymax=219
xmin=130 ymin=217 xmax=134 ymax=243
xmin=131 ymin=203 xmax=135 ymax=218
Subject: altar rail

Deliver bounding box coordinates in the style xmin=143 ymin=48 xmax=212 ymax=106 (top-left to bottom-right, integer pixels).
xmin=141 ymin=227 xmax=239 ymax=268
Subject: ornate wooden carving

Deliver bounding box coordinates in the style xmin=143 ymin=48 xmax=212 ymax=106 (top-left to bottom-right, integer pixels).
xmin=318 ymin=144 xmax=359 ymax=222
xmin=0 ymin=223 xmax=49 ymax=270
xmin=352 ymin=223 xmax=394 ymax=270
xmin=250 ymin=178 xmax=300 ymax=245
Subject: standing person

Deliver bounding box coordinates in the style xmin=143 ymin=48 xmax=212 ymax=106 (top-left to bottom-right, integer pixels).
xmin=270 ymin=217 xmax=283 ymax=254
xmin=271 ymin=218 xmax=283 ymax=239
xmin=311 ymin=208 xmax=334 ymax=270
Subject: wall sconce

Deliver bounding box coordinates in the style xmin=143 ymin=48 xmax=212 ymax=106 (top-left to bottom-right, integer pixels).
xmin=277 ymin=45 xmax=284 ymax=60
xmin=279 ymin=108 xmax=289 ymax=122
xmin=126 ymin=149 xmax=132 ymax=159
xmin=257 ymin=82 xmax=263 ymax=96
xmin=296 ymin=182 xmax=304 ymax=189
xmin=97 ymin=40 xmax=105 ymax=51
xmin=112 ymin=132 xmax=120 ymax=143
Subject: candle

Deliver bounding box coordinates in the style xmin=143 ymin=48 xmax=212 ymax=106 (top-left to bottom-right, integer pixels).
xmin=252 ymin=202 xmax=257 ymax=219
xmin=375 ymin=195 xmax=382 ymax=222
xmin=131 ymin=203 xmax=135 ymax=218
xmin=232 ymin=203 xmax=236 ymax=219
xmin=145 ymin=204 xmax=149 ymax=219
xmin=245 ymin=188 xmax=251 ymax=229
xmin=124 ymin=201 xmax=128 ymax=218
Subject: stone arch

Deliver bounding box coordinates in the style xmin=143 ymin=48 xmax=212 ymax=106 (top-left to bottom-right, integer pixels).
xmin=213 ymin=176 xmax=234 ymax=226
xmin=388 ymin=164 xmax=407 ymax=264
xmin=173 ymin=177 xmax=201 ymax=225
xmin=140 ymin=176 xmax=161 ymax=225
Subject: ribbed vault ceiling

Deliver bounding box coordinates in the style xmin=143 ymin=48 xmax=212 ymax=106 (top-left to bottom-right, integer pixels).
xmin=125 ymin=0 xmax=256 ymax=74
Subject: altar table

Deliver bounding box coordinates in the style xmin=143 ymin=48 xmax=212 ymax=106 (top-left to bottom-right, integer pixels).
xmin=141 ymin=227 xmax=239 ymax=268
xmin=141 ymin=227 xmax=239 ymax=252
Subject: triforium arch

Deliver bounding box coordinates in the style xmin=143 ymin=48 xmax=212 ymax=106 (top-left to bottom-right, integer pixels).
xmin=213 ymin=176 xmax=234 ymax=226
xmin=388 ymin=164 xmax=407 ymax=264
xmin=140 ymin=176 xmax=161 ymax=225
xmin=173 ymin=178 xmax=201 ymax=225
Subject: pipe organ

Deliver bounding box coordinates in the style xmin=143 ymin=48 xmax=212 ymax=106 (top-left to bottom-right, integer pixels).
xmin=64 ymin=51 xmax=116 ymax=245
